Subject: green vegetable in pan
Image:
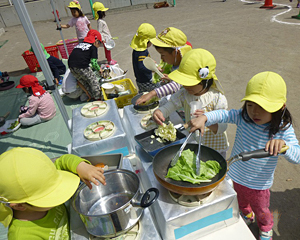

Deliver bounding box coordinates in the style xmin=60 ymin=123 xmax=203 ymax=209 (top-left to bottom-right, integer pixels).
xmin=166 ymin=149 xmax=222 ymax=184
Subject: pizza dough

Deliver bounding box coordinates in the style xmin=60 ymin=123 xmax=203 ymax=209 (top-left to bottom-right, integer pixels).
xmin=84 ymin=120 xmax=115 ymax=141
xmin=81 ymin=101 xmax=108 ymax=118
xmin=140 ymin=114 xmax=157 ymax=130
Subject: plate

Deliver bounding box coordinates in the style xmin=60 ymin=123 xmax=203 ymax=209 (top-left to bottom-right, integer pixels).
xmin=81 ymin=101 xmax=108 ymax=118
xmin=84 ymin=120 xmax=115 ymax=141
xmin=0 ymin=119 xmax=21 ymax=134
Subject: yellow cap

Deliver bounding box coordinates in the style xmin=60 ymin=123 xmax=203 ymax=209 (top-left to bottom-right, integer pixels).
xmin=150 ymin=27 xmax=187 ymax=48
xmin=130 ymin=23 xmax=156 ymax=51
xmin=241 ymin=71 xmax=286 ymax=113
xmin=168 ymin=48 xmax=224 ymax=93
xmin=0 ymin=148 xmax=80 ymax=227
xmin=93 ymin=2 xmax=109 ymax=20
xmin=68 ymin=0 xmax=81 ymax=10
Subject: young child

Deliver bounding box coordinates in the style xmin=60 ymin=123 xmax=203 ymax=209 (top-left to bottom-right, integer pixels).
xmin=92 ymin=2 xmax=117 ymax=65
xmin=29 ymin=43 xmax=66 ymax=85
xmin=60 ymin=0 xmax=91 ymax=43
xmin=189 ymin=71 xmax=300 ymax=240
xmin=16 ymin=75 xmax=56 ymax=126
xmin=0 ymin=147 xmax=106 ymax=239
xmin=136 ymin=27 xmax=192 ymax=105
xmin=68 ymin=29 xmax=103 ymax=101
xmin=152 ymin=48 xmax=229 ymax=158
xmin=130 ymin=23 xmax=160 ymax=93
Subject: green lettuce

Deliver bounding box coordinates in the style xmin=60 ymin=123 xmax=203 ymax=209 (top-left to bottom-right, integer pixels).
xmin=166 ymin=149 xmax=222 ymax=184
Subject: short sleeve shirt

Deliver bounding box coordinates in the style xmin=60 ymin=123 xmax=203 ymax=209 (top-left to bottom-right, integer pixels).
xmin=68 ymin=16 xmax=90 ymax=40
xmin=68 ymin=42 xmax=98 ymax=69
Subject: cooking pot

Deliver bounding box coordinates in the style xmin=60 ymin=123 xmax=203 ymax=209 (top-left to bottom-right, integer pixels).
xmin=72 ymin=169 xmax=159 ymax=238
xmin=131 ymin=93 xmax=159 ymax=111
xmin=152 ymin=143 xmax=288 ymax=195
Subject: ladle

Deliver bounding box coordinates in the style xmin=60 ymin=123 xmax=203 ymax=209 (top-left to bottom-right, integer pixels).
xmin=143 ymin=57 xmax=165 ymax=78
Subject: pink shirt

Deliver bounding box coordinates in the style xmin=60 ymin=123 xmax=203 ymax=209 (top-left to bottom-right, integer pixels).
xmin=19 ymin=92 xmax=56 ymax=120
xmin=68 ymin=16 xmax=90 ymax=40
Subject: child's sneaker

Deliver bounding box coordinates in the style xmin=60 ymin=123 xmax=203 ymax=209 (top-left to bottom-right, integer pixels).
xmin=259 ymin=229 xmax=273 ymax=240
xmin=109 ymin=59 xmax=117 ymax=65
xmin=240 ymin=211 xmax=255 ymax=225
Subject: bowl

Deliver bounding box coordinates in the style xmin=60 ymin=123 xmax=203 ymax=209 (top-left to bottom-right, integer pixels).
xmin=102 ymin=83 xmax=115 ymax=94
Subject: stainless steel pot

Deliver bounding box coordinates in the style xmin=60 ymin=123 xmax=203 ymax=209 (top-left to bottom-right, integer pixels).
xmin=72 ymin=169 xmax=159 ymax=238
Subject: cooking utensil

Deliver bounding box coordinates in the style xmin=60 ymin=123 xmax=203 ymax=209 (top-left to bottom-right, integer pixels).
xmin=195 ymin=131 xmax=201 ymax=175
xmin=72 ymin=169 xmax=159 ymax=238
xmin=0 ymin=112 xmax=10 ymax=127
xmin=153 ymin=144 xmax=289 ymax=195
xmin=170 ymin=131 xmax=194 ymax=166
xmin=131 ymin=93 xmax=159 ymax=111
xmin=143 ymin=57 xmax=165 ymax=78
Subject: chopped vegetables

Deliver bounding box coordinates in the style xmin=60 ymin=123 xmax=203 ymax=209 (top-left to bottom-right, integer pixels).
xmin=166 ymin=149 xmax=222 ymax=184
xmin=154 ymin=121 xmax=176 ymax=142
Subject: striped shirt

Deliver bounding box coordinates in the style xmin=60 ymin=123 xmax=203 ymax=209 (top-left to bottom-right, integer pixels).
xmin=155 ymin=81 xmax=181 ymax=98
xmin=205 ymin=109 xmax=300 ymax=190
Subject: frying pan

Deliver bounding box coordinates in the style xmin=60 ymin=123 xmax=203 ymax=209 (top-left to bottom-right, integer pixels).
xmin=131 ymin=93 xmax=159 ymax=111
xmin=0 ymin=112 xmax=10 ymax=127
xmin=152 ymin=143 xmax=282 ymax=195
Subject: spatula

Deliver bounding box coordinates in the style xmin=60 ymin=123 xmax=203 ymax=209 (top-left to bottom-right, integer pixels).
xmin=195 ymin=131 xmax=201 ymax=175
xmin=143 ymin=57 xmax=165 ymax=78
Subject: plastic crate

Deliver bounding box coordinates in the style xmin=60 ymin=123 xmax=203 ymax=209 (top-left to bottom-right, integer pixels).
xmin=102 ymin=78 xmax=138 ymax=108
xmin=56 ymin=38 xmax=79 ymax=59
xmin=21 ymin=45 xmax=59 ymax=73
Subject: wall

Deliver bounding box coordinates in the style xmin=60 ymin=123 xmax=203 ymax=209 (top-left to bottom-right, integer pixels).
xmin=0 ymin=0 xmax=162 ymax=28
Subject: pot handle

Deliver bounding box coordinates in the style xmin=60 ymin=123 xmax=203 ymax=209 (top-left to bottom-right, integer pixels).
xmin=140 ymin=188 xmax=159 ymax=208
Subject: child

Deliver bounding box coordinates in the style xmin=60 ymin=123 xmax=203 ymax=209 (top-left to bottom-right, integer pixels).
xmin=130 ymin=23 xmax=160 ymax=93
xmin=60 ymin=0 xmax=91 ymax=43
xmin=189 ymin=71 xmax=300 ymax=240
xmin=29 ymin=43 xmax=66 ymax=85
xmin=68 ymin=29 xmax=103 ymax=101
xmin=92 ymin=2 xmax=117 ymax=65
xmin=135 ymin=27 xmax=192 ymax=105
xmin=0 ymin=147 xmax=106 ymax=239
xmin=16 ymin=75 xmax=56 ymax=126
xmin=152 ymin=48 xmax=229 ymax=158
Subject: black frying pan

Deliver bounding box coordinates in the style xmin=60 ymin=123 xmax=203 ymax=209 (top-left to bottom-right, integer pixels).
xmin=131 ymin=93 xmax=159 ymax=111
xmin=152 ymin=143 xmax=275 ymax=195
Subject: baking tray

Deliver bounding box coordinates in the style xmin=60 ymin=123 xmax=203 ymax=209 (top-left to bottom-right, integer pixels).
xmin=82 ymin=153 xmax=123 ymax=170
xmin=134 ymin=128 xmax=187 ymax=157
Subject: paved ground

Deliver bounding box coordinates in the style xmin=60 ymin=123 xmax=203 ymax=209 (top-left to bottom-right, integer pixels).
xmin=1 ymin=0 xmax=300 ymax=239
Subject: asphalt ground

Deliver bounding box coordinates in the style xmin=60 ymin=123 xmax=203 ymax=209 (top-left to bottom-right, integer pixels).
xmin=1 ymin=0 xmax=300 ymax=239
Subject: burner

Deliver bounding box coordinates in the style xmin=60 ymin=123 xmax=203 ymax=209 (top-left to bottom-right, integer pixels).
xmin=169 ymin=191 xmax=215 ymax=207
xmin=89 ymin=221 xmax=140 ymax=240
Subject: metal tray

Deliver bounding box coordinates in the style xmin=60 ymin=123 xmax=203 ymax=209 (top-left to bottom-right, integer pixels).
xmin=134 ymin=128 xmax=186 ymax=157
xmin=82 ymin=153 xmax=123 ymax=170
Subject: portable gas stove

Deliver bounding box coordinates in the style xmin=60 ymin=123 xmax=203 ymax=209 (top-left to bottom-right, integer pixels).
xmin=71 ymin=99 xmax=130 ymax=156
xmin=70 ymin=156 xmax=162 ymax=240
xmin=134 ymin=145 xmax=240 ymax=240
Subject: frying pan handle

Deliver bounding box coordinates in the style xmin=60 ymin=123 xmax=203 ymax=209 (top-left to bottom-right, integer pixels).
xmin=140 ymin=188 xmax=159 ymax=208
xmin=240 ymin=149 xmax=270 ymax=161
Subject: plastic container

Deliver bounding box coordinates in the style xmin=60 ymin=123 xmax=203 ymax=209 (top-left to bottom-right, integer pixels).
xmin=21 ymin=45 xmax=59 ymax=73
xmin=102 ymin=78 xmax=138 ymax=108
xmin=56 ymin=38 xmax=79 ymax=59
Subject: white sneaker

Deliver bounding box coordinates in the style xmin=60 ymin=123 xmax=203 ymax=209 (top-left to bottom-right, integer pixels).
xmin=240 ymin=211 xmax=255 ymax=225
xmin=259 ymin=229 xmax=273 ymax=240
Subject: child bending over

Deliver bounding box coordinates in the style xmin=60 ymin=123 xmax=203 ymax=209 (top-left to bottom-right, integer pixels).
xmin=152 ymin=48 xmax=229 ymax=158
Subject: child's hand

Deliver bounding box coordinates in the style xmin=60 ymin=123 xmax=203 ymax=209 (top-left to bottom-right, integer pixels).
xmin=76 ymin=162 xmax=106 ymax=189
xmin=265 ymin=139 xmax=286 ymax=156
xmin=191 ymin=109 xmax=205 ymax=119
xmin=161 ymin=75 xmax=171 ymax=84
xmin=189 ymin=115 xmax=207 ymax=135
xmin=152 ymin=109 xmax=165 ymax=125
xmin=135 ymin=91 xmax=156 ymax=105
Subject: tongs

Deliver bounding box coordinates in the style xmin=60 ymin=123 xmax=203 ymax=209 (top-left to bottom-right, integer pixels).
xmin=170 ymin=132 xmax=194 ymax=167
xmin=170 ymin=130 xmax=202 ymax=175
